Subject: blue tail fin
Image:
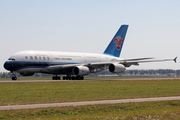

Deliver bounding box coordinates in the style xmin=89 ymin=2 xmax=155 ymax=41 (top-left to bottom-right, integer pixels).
xmin=103 ymin=25 xmax=128 ymax=57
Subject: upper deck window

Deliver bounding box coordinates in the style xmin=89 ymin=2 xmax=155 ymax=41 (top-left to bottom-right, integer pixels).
xmin=30 ymin=56 xmax=33 ymax=60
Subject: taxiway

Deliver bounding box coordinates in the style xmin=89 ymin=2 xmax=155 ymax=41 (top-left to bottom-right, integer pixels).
xmin=0 ymin=96 xmax=180 ymax=110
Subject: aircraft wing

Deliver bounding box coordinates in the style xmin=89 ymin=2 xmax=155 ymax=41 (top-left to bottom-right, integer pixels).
xmin=43 ymin=57 xmax=177 ymax=74
xmin=86 ymin=57 xmax=177 ymax=68
xmin=120 ymin=57 xmax=177 ymax=67
xmin=43 ymin=62 xmax=111 ymax=74
xmin=42 ymin=64 xmax=81 ymax=74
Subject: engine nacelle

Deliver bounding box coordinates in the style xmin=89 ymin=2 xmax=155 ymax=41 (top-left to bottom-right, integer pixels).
xmin=72 ymin=66 xmax=90 ymax=76
xmin=109 ymin=63 xmax=126 ymax=73
xmin=20 ymin=72 xmax=35 ymax=76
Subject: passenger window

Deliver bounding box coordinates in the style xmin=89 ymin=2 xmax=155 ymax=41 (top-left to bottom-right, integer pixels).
xmin=39 ymin=57 xmax=41 ymax=60
xmin=35 ymin=56 xmax=38 ymax=60
xmin=43 ymin=57 xmax=46 ymax=60
xmin=47 ymin=57 xmax=50 ymax=60
xmin=30 ymin=56 xmax=33 ymax=60
xmin=25 ymin=56 xmax=28 ymax=59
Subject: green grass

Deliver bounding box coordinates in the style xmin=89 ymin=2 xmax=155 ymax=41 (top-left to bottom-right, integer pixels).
xmin=1 ymin=78 xmax=180 ymax=119
xmin=0 ymin=79 xmax=180 ymax=106
xmin=1 ymin=101 xmax=180 ymax=119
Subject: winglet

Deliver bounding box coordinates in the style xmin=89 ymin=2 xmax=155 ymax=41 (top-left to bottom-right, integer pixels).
xmin=173 ymin=57 xmax=177 ymax=63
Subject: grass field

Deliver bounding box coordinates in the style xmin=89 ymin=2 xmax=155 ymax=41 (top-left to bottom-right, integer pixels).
xmin=0 ymin=77 xmax=180 ymax=119
xmin=0 ymin=79 xmax=180 ymax=106
xmin=1 ymin=101 xmax=180 ymax=119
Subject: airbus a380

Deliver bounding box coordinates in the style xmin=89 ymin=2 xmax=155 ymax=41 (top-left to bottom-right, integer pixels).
xmin=4 ymin=25 xmax=177 ymax=80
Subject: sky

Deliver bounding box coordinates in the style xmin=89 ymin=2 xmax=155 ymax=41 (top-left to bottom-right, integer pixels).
xmin=0 ymin=0 xmax=179 ymax=72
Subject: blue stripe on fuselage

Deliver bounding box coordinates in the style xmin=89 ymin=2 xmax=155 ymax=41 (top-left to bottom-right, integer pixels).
xmin=4 ymin=61 xmax=77 ymax=71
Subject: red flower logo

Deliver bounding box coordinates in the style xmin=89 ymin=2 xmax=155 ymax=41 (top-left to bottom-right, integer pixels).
xmin=114 ymin=36 xmax=123 ymax=50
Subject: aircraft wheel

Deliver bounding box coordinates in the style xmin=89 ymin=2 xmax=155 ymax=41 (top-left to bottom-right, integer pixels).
xmin=12 ymin=77 xmax=17 ymax=80
xmin=76 ymin=76 xmax=80 ymax=80
xmin=79 ymin=76 xmax=83 ymax=80
xmin=52 ymin=76 xmax=61 ymax=80
xmin=52 ymin=76 xmax=56 ymax=80
xmin=81 ymin=76 xmax=84 ymax=80
xmin=72 ymin=76 xmax=75 ymax=80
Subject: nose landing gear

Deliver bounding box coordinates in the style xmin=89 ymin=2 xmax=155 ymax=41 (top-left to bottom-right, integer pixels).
xmin=12 ymin=72 xmax=17 ymax=80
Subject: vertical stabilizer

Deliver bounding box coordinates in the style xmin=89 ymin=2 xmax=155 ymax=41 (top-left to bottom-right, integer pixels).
xmin=103 ymin=25 xmax=128 ymax=57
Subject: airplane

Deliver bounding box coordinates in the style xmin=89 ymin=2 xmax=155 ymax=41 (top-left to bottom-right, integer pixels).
xmin=4 ymin=25 xmax=177 ymax=80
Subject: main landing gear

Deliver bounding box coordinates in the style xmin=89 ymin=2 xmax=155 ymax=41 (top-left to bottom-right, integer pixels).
xmin=52 ymin=75 xmax=61 ymax=80
xmin=12 ymin=72 xmax=17 ymax=80
xmin=52 ymin=75 xmax=84 ymax=80
xmin=62 ymin=76 xmax=84 ymax=80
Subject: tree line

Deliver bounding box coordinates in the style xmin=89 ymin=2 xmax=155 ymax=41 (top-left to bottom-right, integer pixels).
xmin=88 ymin=69 xmax=180 ymax=77
xmin=1 ymin=69 xmax=180 ymax=78
xmin=123 ymin=69 xmax=180 ymax=77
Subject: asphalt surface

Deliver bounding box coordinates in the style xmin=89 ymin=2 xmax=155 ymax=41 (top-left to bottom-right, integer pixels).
xmin=0 ymin=96 xmax=180 ymax=110
xmin=0 ymin=77 xmax=179 ymax=82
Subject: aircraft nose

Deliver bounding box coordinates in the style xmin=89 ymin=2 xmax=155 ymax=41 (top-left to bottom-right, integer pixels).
xmin=4 ymin=61 xmax=12 ymax=71
xmin=4 ymin=61 xmax=8 ymax=70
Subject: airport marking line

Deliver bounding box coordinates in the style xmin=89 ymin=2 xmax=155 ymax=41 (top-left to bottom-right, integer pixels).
xmin=0 ymin=96 xmax=180 ymax=110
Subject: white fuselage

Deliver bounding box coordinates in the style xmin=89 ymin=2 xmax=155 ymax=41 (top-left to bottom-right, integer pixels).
xmin=5 ymin=50 xmax=123 ymax=74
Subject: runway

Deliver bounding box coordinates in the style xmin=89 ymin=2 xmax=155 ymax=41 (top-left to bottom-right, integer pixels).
xmin=0 ymin=96 xmax=180 ymax=110
xmin=0 ymin=77 xmax=179 ymax=82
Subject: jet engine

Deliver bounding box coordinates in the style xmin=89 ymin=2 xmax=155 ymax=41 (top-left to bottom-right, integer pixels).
xmin=72 ymin=66 xmax=90 ymax=76
xmin=20 ymin=72 xmax=35 ymax=76
xmin=109 ymin=63 xmax=126 ymax=73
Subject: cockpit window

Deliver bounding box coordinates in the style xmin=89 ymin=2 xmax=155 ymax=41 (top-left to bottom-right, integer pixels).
xmin=8 ymin=58 xmax=15 ymax=61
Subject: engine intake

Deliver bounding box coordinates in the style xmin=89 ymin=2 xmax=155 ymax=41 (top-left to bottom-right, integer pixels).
xmin=73 ymin=66 xmax=90 ymax=76
xmin=109 ymin=63 xmax=126 ymax=73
